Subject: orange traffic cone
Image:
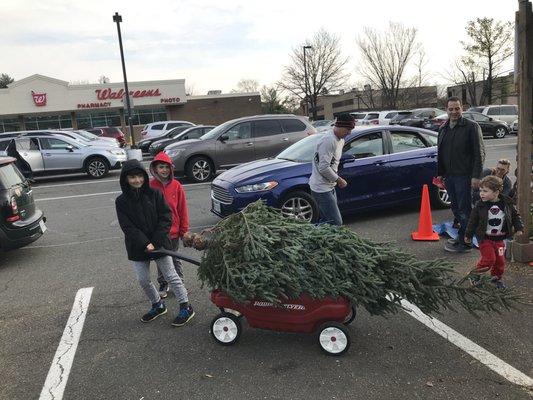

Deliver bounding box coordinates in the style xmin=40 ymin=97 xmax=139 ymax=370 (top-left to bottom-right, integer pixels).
xmin=411 ymin=184 xmax=439 ymax=241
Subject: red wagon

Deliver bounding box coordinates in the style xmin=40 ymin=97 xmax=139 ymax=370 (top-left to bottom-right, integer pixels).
xmin=153 ymin=249 xmax=356 ymax=355
xmin=210 ymin=289 xmax=355 ymax=355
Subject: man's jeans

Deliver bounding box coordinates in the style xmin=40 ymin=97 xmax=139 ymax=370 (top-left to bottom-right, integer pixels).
xmin=311 ymin=189 xmax=343 ymax=226
xmin=445 ymin=175 xmax=472 ymax=244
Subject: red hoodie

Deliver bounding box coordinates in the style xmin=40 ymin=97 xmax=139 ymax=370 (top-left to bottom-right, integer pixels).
xmin=149 ymin=152 xmax=189 ymax=239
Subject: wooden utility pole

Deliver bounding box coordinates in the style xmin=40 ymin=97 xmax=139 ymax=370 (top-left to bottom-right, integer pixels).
xmin=514 ymin=0 xmax=533 ymax=261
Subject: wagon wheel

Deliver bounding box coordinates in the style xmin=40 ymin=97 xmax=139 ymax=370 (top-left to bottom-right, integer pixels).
xmin=317 ymin=321 xmax=351 ymax=355
xmin=343 ymin=305 xmax=357 ymax=325
xmin=210 ymin=312 xmax=242 ymax=346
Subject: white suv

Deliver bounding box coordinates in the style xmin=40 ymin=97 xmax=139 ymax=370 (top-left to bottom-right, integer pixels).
xmin=469 ymin=105 xmax=518 ymax=125
xmin=141 ymin=121 xmax=195 ymax=140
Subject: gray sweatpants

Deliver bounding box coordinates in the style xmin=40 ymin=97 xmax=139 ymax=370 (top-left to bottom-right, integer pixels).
xmin=157 ymin=238 xmax=184 ymax=285
xmin=132 ymin=255 xmax=188 ymax=305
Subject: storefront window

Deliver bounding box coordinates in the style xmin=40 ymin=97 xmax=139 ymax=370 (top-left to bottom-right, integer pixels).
xmin=75 ymin=110 xmax=122 ymax=128
xmin=24 ymin=114 xmax=72 ymax=130
xmin=0 ymin=118 xmax=20 ymax=133
xmin=134 ymin=107 xmax=168 ymax=125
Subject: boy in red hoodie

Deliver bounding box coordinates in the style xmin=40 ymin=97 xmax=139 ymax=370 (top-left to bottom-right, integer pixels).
xmin=149 ymin=152 xmax=190 ymax=298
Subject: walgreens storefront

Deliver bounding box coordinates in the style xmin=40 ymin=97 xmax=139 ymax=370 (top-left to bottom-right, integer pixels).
xmin=0 ymin=74 xmax=186 ymax=133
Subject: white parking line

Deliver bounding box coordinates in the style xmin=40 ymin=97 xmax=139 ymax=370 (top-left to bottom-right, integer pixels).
xmin=39 ymin=287 xmax=94 ymax=400
xmin=401 ymin=299 xmax=533 ymax=389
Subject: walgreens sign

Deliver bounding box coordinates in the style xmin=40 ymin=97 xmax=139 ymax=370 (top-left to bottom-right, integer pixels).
xmin=94 ymin=88 xmax=161 ymax=101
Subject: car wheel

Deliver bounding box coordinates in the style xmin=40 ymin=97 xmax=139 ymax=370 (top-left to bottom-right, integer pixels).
xmin=430 ymin=186 xmax=451 ymax=209
xmin=85 ymin=157 xmax=109 ymax=179
xmin=279 ymin=190 xmax=318 ymax=223
xmin=493 ymin=126 xmax=507 ymax=139
xmin=186 ymin=156 xmax=214 ymax=183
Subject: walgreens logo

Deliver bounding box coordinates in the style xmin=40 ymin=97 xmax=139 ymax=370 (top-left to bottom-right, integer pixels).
xmin=31 ymin=91 xmax=47 ymax=107
xmin=94 ymin=88 xmax=161 ymax=101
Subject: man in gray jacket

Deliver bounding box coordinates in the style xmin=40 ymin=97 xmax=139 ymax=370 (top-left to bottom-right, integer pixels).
xmin=309 ymin=113 xmax=355 ymax=225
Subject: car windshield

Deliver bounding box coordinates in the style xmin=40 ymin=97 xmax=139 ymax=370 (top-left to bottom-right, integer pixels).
xmin=200 ymin=121 xmax=233 ymax=140
xmin=73 ymin=130 xmax=99 ymax=141
xmin=276 ymin=134 xmax=323 ymax=162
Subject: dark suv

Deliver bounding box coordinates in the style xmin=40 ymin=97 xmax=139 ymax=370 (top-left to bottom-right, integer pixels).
xmin=88 ymin=127 xmax=126 ymax=147
xmin=0 ymin=157 xmax=46 ymax=250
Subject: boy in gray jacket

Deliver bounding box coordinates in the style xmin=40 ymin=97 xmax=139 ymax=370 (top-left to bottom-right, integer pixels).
xmin=309 ymin=113 xmax=355 ymax=225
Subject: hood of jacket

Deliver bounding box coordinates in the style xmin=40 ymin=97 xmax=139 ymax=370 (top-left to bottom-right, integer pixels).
xmin=149 ymin=152 xmax=175 ymax=184
xmin=120 ymin=159 xmax=150 ymax=196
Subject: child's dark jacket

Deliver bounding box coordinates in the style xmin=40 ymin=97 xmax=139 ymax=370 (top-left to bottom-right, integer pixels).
xmin=115 ymin=159 xmax=172 ymax=261
xmin=465 ymin=194 xmax=523 ymax=241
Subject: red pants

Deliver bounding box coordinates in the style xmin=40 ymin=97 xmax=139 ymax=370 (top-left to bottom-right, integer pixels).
xmin=476 ymin=239 xmax=506 ymax=279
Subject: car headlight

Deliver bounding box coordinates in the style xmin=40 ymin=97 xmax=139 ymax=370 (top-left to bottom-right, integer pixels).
xmin=107 ymin=149 xmax=125 ymax=155
xmin=235 ymin=181 xmax=278 ymax=193
xmin=165 ymin=148 xmax=185 ymax=157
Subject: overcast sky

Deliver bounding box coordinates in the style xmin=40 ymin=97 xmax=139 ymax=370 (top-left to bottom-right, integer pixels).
xmin=3 ymin=0 xmax=518 ymax=95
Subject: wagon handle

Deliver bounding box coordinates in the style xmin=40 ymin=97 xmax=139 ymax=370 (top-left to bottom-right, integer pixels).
xmin=148 ymin=249 xmax=201 ymax=266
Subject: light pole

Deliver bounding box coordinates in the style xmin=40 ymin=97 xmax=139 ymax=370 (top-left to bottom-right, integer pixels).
xmin=113 ymin=12 xmax=136 ymax=148
xmin=303 ymin=45 xmax=312 ymax=118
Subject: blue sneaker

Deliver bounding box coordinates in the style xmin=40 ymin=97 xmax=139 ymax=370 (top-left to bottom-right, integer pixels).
xmin=171 ymin=306 xmax=195 ymax=327
xmin=491 ymin=277 xmax=506 ymax=290
xmin=141 ymin=302 xmax=167 ymax=323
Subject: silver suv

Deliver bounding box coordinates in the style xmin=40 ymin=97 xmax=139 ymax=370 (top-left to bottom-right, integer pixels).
xmin=164 ymin=115 xmax=316 ymax=183
xmin=0 ymin=131 xmax=127 ymax=178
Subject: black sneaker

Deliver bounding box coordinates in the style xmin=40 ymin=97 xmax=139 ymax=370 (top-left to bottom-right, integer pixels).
xmin=469 ymin=274 xmax=482 ymax=287
xmin=158 ymin=283 xmax=169 ymax=299
xmin=171 ymin=306 xmax=195 ymax=327
xmin=491 ymin=277 xmax=506 ymax=290
xmin=447 ymin=237 xmax=459 ymax=245
xmin=444 ymin=242 xmax=472 ymax=253
xmin=141 ymin=302 xmax=167 ymax=323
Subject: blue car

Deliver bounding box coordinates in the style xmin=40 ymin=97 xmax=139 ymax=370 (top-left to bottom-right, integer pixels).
xmin=211 ymin=126 xmax=450 ymax=222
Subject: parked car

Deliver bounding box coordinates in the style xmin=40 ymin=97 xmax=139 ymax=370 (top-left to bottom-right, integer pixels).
xmin=0 ymin=132 xmax=127 ymax=179
xmin=423 ymin=112 xmax=509 ymax=138
xmin=137 ymin=125 xmax=193 ymax=153
xmin=389 ymin=110 xmax=413 ymax=125
xmin=311 ymin=120 xmax=334 ymax=129
xmin=393 ymin=108 xmax=445 ymax=127
xmin=165 ymin=115 xmax=316 ymax=183
xmin=361 ymin=110 xmax=399 ymax=125
xmin=468 ymin=105 xmax=518 ymax=125
xmin=140 ymin=121 xmax=195 ymax=140
xmin=210 ymin=126 xmax=449 ymax=222
xmin=511 ymin=119 xmax=518 ymax=134
xmin=87 ymin=127 xmax=126 ymax=147
xmin=0 ymin=156 xmax=46 ymax=250
xmin=349 ymin=112 xmax=371 ymax=126
xmin=149 ymin=125 xmax=215 ymax=156
xmin=53 ymin=130 xmax=119 ymax=148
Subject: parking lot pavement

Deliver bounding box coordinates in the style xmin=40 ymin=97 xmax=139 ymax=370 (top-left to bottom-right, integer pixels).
xmin=1 ymin=136 xmax=532 ymax=400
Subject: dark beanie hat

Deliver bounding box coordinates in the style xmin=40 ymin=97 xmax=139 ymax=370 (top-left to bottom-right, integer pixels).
xmin=335 ymin=113 xmax=355 ymax=129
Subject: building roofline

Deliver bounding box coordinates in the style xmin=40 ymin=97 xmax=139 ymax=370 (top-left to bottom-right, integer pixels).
xmin=188 ymin=92 xmax=260 ymax=100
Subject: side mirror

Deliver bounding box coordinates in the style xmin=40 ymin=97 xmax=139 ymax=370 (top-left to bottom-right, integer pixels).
xmin=219 ymin=134 xmax=229 ymax=142
xmin=340 ymin=153 xmax=355 ymax=165
xmin=66 ymin=145 xmax=74 ymax=152
xmin=488 ymin=117 xmax=493 ymax=121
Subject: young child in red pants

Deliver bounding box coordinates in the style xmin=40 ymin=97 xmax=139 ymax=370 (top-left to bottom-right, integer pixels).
xmin=465 ymin=175 xmax=523 ymax=289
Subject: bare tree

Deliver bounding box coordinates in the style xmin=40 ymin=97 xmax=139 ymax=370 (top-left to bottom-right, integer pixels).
xmin=185 ymin=82 xmax=196 ymax=96
xmin=232 ymin=79 xmax=260 ymax=93
xmin=444 ymin=57 xmax=484 ymax=106
xmin=98 ymin=75 xmax=110 ymax=84
xmin=278 ymin=29 xmax=349 ymax=119
xmin=0 ymin=73 xmax=14 ymax=88
xmin=357 ymin=22 xmax=419 ymax=108
xmin=260 ymin=85 xmax=292 ymax=114
xmin=461 ymin=18 xmax=514 ymax=104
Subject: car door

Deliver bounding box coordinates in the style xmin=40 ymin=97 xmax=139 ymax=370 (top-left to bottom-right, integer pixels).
xmin=215 ymin=122 xmax=254 ymax=168
xmin=384 ymin=129 xmax=436 ymax=203
xmin=38 ymin=137 xmax=83 ymax=170
xmin=336 ymin=131 xmax=390 ymax=211
xmin=466 ymin=113 xmax=492 ymax=135
xmin=15 ymin=137 xmax=44 ymax=172
xmin=252 ymin=119 xmax=285 ymax=159
xmin=498 ymin=105 xmax=518 ymax=124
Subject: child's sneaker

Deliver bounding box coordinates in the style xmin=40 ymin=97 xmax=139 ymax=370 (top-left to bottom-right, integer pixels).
xmin=491 ymin=277 xmax=506 ymax=290
xmin=158 ymin=283 xmax=169 ymax=299
xmin=469 ymin=274 xmax=482 ymax=287
xmin=141 ymin=302 xmax=167 ymax=323
xmin=171 ymin=306 xmax=195 ymax=327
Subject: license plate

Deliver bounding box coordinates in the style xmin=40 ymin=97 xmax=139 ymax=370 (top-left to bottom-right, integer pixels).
xmin=39 ymin=219 xmax=47 ymax=233
xmin=212 ymin=199 xmax=221 ymax=214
